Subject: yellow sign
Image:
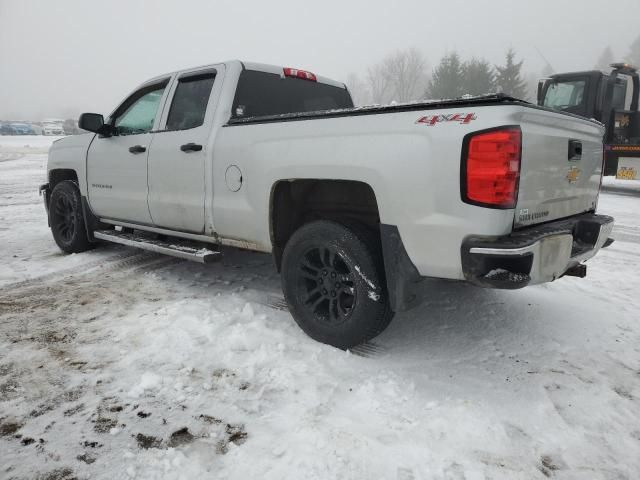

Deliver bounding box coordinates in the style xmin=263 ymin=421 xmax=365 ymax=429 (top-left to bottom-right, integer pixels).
xmin=617 ymin=167 xmax=638 ymax=180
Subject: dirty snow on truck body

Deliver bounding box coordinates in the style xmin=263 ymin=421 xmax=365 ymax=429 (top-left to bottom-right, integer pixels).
xmin=0 ymin=136 xmax=639 ymax=479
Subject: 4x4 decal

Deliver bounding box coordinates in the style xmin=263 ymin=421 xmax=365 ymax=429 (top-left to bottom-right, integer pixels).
xmin=416 ymin=113 xmax=477 ymax=126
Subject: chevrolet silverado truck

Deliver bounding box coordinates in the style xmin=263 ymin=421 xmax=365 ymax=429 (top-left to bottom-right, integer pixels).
xmin=40 ymin=60 xmax=614 ymax=349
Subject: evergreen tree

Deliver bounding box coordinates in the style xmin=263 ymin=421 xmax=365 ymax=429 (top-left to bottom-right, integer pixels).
xmin=495 ymin=48 xmax=527 ymax=99
xmin=426 ymin=52 xmax=464 ymax=99
xmin=461 ymin=58 xmax=496 ymax=96
xmin=595 ymin=46 xmax=615 ymax=71
xmin=626 ymin=34 xmax=640 ymax=67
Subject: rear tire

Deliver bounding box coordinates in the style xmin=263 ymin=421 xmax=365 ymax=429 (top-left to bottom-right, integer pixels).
xmin=281 ymin=220 xmax=394 ymax=349
xmin=49 ymin=180 xmax=91 ymax=253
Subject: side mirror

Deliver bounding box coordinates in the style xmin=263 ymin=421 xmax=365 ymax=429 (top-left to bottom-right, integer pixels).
xmin=537 ymin=78 xmax=551 ymax=106
xmin=78 ymin=113 xmax=113 ymax=136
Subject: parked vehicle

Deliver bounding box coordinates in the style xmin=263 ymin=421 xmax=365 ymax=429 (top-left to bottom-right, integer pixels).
xmin=0 ymin=123 xmax=17 ymax=135
xmin=40 ymin=60 xmax=614 ymax=349
xmin=63 ymin=119 xmax=80 ymax=135
xmin=42 ymin=123 xmax=65 ymax=136
xmin=0 ymin=122 xmax=36 ymax=135
xmin=10 ymin=123 xmax=36 ymax=135
xmin=538 ymin=63 xmax=640 ymax=180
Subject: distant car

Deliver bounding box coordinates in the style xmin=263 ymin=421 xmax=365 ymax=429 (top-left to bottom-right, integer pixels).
xmin=0 ymin=124 xmax=17 ymax=135
xmin=10 ymin=123 xmax=36 ymax=135
xmin=42 ymin=124 xmax=65 ymax=136
xmin=63 ymin=120 xmax=80 ymax=135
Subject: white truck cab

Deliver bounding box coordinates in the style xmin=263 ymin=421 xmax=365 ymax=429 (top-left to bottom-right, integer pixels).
xmin=40 ymin=60 xmax=614 ymax=349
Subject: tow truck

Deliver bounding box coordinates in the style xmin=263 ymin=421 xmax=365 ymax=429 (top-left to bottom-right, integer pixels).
xmin=538 ymin=63 xmax=640 ymax=180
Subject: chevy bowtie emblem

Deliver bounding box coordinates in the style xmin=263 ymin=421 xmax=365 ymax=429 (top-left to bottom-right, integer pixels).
xmin=566 ymin=166 xmax=580 ymax=183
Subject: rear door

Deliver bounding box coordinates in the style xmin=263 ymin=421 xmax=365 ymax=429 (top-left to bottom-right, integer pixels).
xmin=86 ymin=79 xmax=171 ymax=224
xmin=515 ymin=107 xmax=605 ymax=228
xmin=147 ymin=67 xmax=220 ymax=233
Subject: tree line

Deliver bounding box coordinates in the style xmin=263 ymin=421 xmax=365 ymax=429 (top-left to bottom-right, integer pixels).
xmin=347 ymin=34 xmax=640 ymax=106
xmin=348 ymin=48 xmax=530 ymax=105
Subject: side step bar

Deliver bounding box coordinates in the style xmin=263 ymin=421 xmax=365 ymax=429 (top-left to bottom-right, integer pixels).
xmin=94 ymin=230 xmax=221 ymax=264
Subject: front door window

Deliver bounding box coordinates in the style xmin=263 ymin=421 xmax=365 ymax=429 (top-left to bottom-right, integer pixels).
xmin=113 ymin=83 xmax=167 ymax=135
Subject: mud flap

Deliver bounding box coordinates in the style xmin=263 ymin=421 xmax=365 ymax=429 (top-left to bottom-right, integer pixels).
xmin=379 ymin=224 xmax=426 ymax=312
xmin=81 ymin=196 xmax=105 ymax=242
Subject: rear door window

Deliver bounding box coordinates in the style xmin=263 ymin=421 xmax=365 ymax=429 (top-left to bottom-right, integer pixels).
xmin=232 ymin=70 xmax=353 ymax=119
xmin=165 ymin=73 xmax=216 ymax=131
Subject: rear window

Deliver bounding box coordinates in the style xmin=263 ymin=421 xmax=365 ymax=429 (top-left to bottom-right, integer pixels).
xmin=232 ymin=70 xmax=353 ymax=119
xmin=542 ymin=78 xmax=589 ymax=116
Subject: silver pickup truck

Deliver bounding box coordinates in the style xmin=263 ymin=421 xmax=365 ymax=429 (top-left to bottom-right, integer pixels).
xmin=40 ymin=60 xmax=614 ymax=349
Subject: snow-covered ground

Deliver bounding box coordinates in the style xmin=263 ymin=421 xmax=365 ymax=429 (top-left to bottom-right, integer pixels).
xmin=1 ymin=136 xmax=639 ymax=480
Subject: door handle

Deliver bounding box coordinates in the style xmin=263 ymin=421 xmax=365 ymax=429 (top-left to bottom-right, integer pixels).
xmin=568 ymin=140 xmax=582 ymax=161
xmin=129 ymin=145 xmax=146 ymax=154
xmin=180 ymin=143 xmax=203 ymax=153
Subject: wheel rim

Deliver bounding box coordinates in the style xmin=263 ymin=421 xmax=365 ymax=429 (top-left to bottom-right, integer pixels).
xmin=53 ymin=194 xmax=76 ymax=243
xmin=296 ymin=246 xmax=357 ymax=325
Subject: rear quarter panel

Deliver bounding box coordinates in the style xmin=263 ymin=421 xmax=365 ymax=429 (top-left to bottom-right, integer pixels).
xmin=212 ymin=105 xmax=528 ymax=280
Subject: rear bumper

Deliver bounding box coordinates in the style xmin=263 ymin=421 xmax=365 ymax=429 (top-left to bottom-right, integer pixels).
xmin=461 ymin=213 xmax=614 ymax=289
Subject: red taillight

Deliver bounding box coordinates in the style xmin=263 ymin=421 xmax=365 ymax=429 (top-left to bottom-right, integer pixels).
xmin=462 ymin=127 xmax=521 ymax=209
xmin=283 ymin=67 xmax=317 ymax=82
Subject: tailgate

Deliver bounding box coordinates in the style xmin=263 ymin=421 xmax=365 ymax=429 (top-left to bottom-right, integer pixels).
xmin=515 ymin=107 xmax=605 ymax=228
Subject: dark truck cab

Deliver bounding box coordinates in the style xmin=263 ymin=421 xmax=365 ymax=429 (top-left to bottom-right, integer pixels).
xmin=537 ymin=63 xmax=640 ymax=177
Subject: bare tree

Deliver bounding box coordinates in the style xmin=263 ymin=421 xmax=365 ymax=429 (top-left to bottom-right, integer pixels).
xmin=386 ymin=48 xmax=429 ymax=102
xmin=366 ymin=48 xmax=429 ymax=104
xmin=366 ymin=63 xmax=392 ymax=104
xmin=345 ymin=73 xmax=370 ymax=106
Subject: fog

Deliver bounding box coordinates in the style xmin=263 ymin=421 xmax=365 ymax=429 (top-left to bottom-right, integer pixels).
xmin=1 ymin=0 xmax=639 ymax=119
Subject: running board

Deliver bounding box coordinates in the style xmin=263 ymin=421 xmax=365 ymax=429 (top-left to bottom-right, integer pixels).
xmin=94 ymin=230 xmax=221 ymax=264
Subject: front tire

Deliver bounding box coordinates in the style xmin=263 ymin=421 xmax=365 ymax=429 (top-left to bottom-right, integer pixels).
xmin=281 ymin=220 xmax=394 ymax=349
xmin=49 ymin=180 xmax=91 ymax=253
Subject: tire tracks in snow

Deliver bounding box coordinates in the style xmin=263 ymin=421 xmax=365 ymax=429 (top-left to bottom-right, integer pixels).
xmin=0 ymin=152 xmax=25 ymax=162
xmin=0 ymin=252 xmax=181 ymax=326
xmin=0 ymin=249 xmax=169 ymax=294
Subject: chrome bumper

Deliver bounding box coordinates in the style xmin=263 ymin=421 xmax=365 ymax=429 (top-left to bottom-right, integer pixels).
xmin=461 ymin=214 xmax=615 ymax=289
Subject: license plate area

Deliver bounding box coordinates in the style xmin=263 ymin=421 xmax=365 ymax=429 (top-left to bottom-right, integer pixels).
xmin=616 ymin=157 xmax=640 ymax=180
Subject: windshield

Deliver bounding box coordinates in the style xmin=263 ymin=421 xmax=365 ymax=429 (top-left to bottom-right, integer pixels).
xmin=543 ymin=79 xmax=587 ymax=115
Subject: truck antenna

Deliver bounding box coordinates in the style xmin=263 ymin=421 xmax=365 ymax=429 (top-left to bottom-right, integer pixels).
xmin=534 ymin=46 xmax=555 ymax=74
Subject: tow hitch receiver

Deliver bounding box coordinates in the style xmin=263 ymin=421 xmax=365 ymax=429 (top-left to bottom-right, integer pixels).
xmin=563 ymin=264 xmax=587 ymax=278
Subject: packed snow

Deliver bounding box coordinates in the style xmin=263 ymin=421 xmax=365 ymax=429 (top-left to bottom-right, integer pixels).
xmin=1 ymin=136 xmax=639 ymax=479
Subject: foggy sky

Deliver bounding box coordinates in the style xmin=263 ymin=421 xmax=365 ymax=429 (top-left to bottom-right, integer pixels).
xmin=1 ymin=0 xmax=639 ymax=120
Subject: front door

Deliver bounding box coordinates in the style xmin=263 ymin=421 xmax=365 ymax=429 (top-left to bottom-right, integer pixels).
xmin=147 ymin=69 xmax=217 ymax=233
xmin=86 ymin=79 xmax=170 ymax=224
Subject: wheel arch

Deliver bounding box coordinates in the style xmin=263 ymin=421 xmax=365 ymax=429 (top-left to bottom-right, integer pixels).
xmin=47 ymin=172 xmax=103 ymax=242
xmin=48 ymin=168 xmax=79 ymax=190
xmin=269 ymin=179 xmax=381 ymax=271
